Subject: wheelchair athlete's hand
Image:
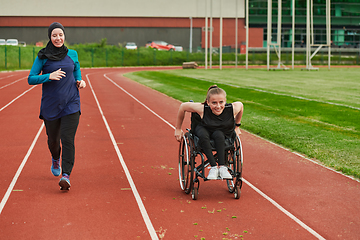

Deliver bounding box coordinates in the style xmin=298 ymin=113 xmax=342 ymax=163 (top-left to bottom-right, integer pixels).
xmin=235 ymin=127 xmax=241 ymax=137
xmin=175 ymin=129 xmax=184 ymax=142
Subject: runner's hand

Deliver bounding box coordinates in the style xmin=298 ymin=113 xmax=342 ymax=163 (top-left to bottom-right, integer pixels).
xmin=77 ymin=80 xmax=86 ymax=89
xmin=49 ymin=68 xmax=66 ymax=81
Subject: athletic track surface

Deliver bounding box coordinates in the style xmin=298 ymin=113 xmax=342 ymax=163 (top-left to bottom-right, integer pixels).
xmin=0 ymin=67 xmax=359 ymax=240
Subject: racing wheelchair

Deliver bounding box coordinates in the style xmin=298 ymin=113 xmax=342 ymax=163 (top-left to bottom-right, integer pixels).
xmin=178 ymin=112 xmax=243 ymax=200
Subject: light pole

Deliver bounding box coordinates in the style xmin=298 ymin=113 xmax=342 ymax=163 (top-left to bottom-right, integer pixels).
xmin=189 ymin=17 xmax=193 ymax=53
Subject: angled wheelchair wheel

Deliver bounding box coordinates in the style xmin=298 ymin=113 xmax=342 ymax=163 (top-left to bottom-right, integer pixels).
xmin=233 ymin=135 xmax=243 ymax=199
xmin=187 ymin=133 xmax=197 ymax=195
xmin=178 ymin=134 xmax=192 ymax=194
xmin=227 ymin=135 xmax=243 ymax=198
xmin=226 ymin=148 xmax=236 ymax=193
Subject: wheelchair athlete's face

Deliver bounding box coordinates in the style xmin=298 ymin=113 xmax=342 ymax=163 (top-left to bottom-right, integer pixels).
xmin=207 ymin=93 xmax=226 ymax=116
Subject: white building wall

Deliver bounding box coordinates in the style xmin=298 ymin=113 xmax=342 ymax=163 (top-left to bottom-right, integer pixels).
xmin=1 ymin=0 xmax=244 ymax=18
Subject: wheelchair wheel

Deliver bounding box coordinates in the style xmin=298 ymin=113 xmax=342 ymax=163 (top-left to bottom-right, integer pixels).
xmin=178 ymin=134 xmax=192 ymax=194
xmin=226 ymin=135 xmax=243 ymax=197
xmin=226 ymin=149 xmax=236 ymax=193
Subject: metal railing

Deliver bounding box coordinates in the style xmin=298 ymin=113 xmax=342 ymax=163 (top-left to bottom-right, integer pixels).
xmin=1 ymin=45 xmax=360 ymax=71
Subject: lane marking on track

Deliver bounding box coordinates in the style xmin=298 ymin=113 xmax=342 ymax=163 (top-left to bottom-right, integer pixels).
xmin=86 ymin=73 xmax=159 ymax=240
xmin=0 ymin=74 xmax=15 ymax=80
xmin=245 ymin=130 xmax=360 ymax=183
xmin=0 ymin=77 xmax=27 ymax=90
xmin=0 ymin=123 xmax=44 ymax=214
xmin=243 ymin=179 xmax=325 ymax=240
xmin=103 ymin=74 xmax=175 ymax=130
xmin=0 ymin=85 xmax=37 ymax=112
xmin=104 ymin=72 xmax=326 ymax=240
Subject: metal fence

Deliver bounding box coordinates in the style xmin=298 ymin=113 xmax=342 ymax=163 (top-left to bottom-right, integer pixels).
xmin=1 ymin=45 xmax=360 ymax=71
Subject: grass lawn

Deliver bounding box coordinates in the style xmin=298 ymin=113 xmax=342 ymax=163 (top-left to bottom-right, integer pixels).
xmin=124 ymin=67 xmax=360 ymax=180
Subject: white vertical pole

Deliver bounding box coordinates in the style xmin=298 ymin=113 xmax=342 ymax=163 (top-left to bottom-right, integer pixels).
xmin=292 ymin=0 xmax=295 ymax=69
xmin=278 ymin=0 xmax=282 ymax=66
xmin=306 ymin=0 xmax=310 ymax=68
xmin=246 ymin=0 xmax=249 ymax=69
xmin=220 ymin=0 xmax=223 ymax=70
xmin=327 ymin=0 xmax=331 ymax=69
xmin=267 ymin=0 xmax=272 ymax=70
xmin=205 ymin=0 xmax=208 ymax=69
xmin=210 ymin=0 xmax=213 ymax=69
xmin=189 ymin=17 xmax=193 ymax=53
xmin=235 ymin=0 xmax=238 ymax=68
xmin=311 ymin=0 xmax=314 ymax=45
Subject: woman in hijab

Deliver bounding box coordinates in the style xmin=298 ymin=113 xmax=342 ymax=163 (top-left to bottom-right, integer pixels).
xmin=28 ymin=22 xmax=86 ymax=190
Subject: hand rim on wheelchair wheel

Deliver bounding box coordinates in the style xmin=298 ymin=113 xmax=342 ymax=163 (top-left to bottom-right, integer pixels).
xmin=178 ymin=133 xmax=195 ymax=194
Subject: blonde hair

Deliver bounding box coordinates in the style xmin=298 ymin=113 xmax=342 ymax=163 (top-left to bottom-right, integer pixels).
xmin=204 ymin=85 xmax=226 ymax=103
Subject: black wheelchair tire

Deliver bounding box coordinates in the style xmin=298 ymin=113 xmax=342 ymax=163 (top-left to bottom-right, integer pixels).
xmin=234 ymin=185 xmax=241 ymax=199
xmin=178 ymin=135 xmax=192 ymax=194
xmin=227 ymin=135 xmax=243 ymax=195
xmin=192 ymin=186 xmax=199 ymax=200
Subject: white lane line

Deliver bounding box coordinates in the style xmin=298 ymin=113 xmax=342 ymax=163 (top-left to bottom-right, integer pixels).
xmin=0 ymin=77 xmax=27 ymax=90
xmin=0 ymin=123 xmax=44 ymax=214
xmin=86 ymin=73 xmax=159 ymax=240
xmin=0 ymin=74 xmax=15 ymax=80
xmin=243 ymin=179 xmax=326 ymax=240
xmin=103 ymin=74 xmax=175 ymax=130
xmin=104 ymin=72 xmax=326 ymax=240
xmin=244 ymin=130 xmax=360 ymax=183
xmin=0 ymin=85 xmax=37 ymax=112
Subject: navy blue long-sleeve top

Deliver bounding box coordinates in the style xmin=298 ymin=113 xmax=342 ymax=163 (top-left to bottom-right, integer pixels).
xmin=28 ymin=49 xmax=82 ymax=121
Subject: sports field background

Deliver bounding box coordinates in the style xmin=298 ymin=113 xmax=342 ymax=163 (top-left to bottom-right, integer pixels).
xmin=125 ymin=67 xmax=360 ymax=180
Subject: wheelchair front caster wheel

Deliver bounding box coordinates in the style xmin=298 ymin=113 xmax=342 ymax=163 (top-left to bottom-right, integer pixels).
xmin=234 ymin=186 xmax=241 ymax=199
xmin=192 ymin=186 xmax=198 ymax=200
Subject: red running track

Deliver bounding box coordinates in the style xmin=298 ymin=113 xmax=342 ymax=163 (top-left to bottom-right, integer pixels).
xmin=0 ymin=67 xmax=359 ymax=240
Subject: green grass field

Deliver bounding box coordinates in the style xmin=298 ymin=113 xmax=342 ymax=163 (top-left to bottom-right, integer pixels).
xmin=124 ymin=67 xmax=360 ymax=180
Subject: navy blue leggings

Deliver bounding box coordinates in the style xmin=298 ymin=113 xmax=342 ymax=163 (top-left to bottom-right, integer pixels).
xmin=43 ymin=111 xmax=80 ymax=176
xmin=194 ymin=125 xmax=226 ymax=167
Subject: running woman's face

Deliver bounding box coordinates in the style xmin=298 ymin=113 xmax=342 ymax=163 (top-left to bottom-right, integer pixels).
xmin=207 ymin=93 xmax=226 ymax=115
xmin=51 ymin=28 xmax=65 ymax=48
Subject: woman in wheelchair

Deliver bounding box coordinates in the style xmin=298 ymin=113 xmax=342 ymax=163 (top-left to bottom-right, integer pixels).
xmin=175 ymin=85 xmax=243 ymax=180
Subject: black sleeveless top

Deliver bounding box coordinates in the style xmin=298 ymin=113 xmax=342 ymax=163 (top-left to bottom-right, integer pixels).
xmin=200 ymin=103 xmax=235 ymax=136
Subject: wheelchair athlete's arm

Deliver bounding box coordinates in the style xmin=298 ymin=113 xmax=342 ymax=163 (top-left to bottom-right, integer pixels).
xmin=175 ymin=102 xmax=203 ymax=142
xmin=232 ymin=102 xmax=244 ymax=137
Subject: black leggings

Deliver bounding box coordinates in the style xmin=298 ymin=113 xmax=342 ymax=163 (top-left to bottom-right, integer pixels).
xmin=194 ymin=125 xmax=226 ymax=167
xmin=43 ymin=111 xmax=80 ymax=176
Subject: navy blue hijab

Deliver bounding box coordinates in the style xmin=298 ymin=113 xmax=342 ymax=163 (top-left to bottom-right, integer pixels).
xmin=38 ymin=22 xmax=68 ymax=61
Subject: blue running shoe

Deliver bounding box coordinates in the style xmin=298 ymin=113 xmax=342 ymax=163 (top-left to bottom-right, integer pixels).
xmin=51 ymin=158 xmax=61 ymax=177
xmin=59 ymin=173 xmax=71 ymax=190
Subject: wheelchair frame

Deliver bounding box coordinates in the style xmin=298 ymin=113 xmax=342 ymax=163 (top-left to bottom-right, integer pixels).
xmin=178 ymin=128 xmax=243 ymax=200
